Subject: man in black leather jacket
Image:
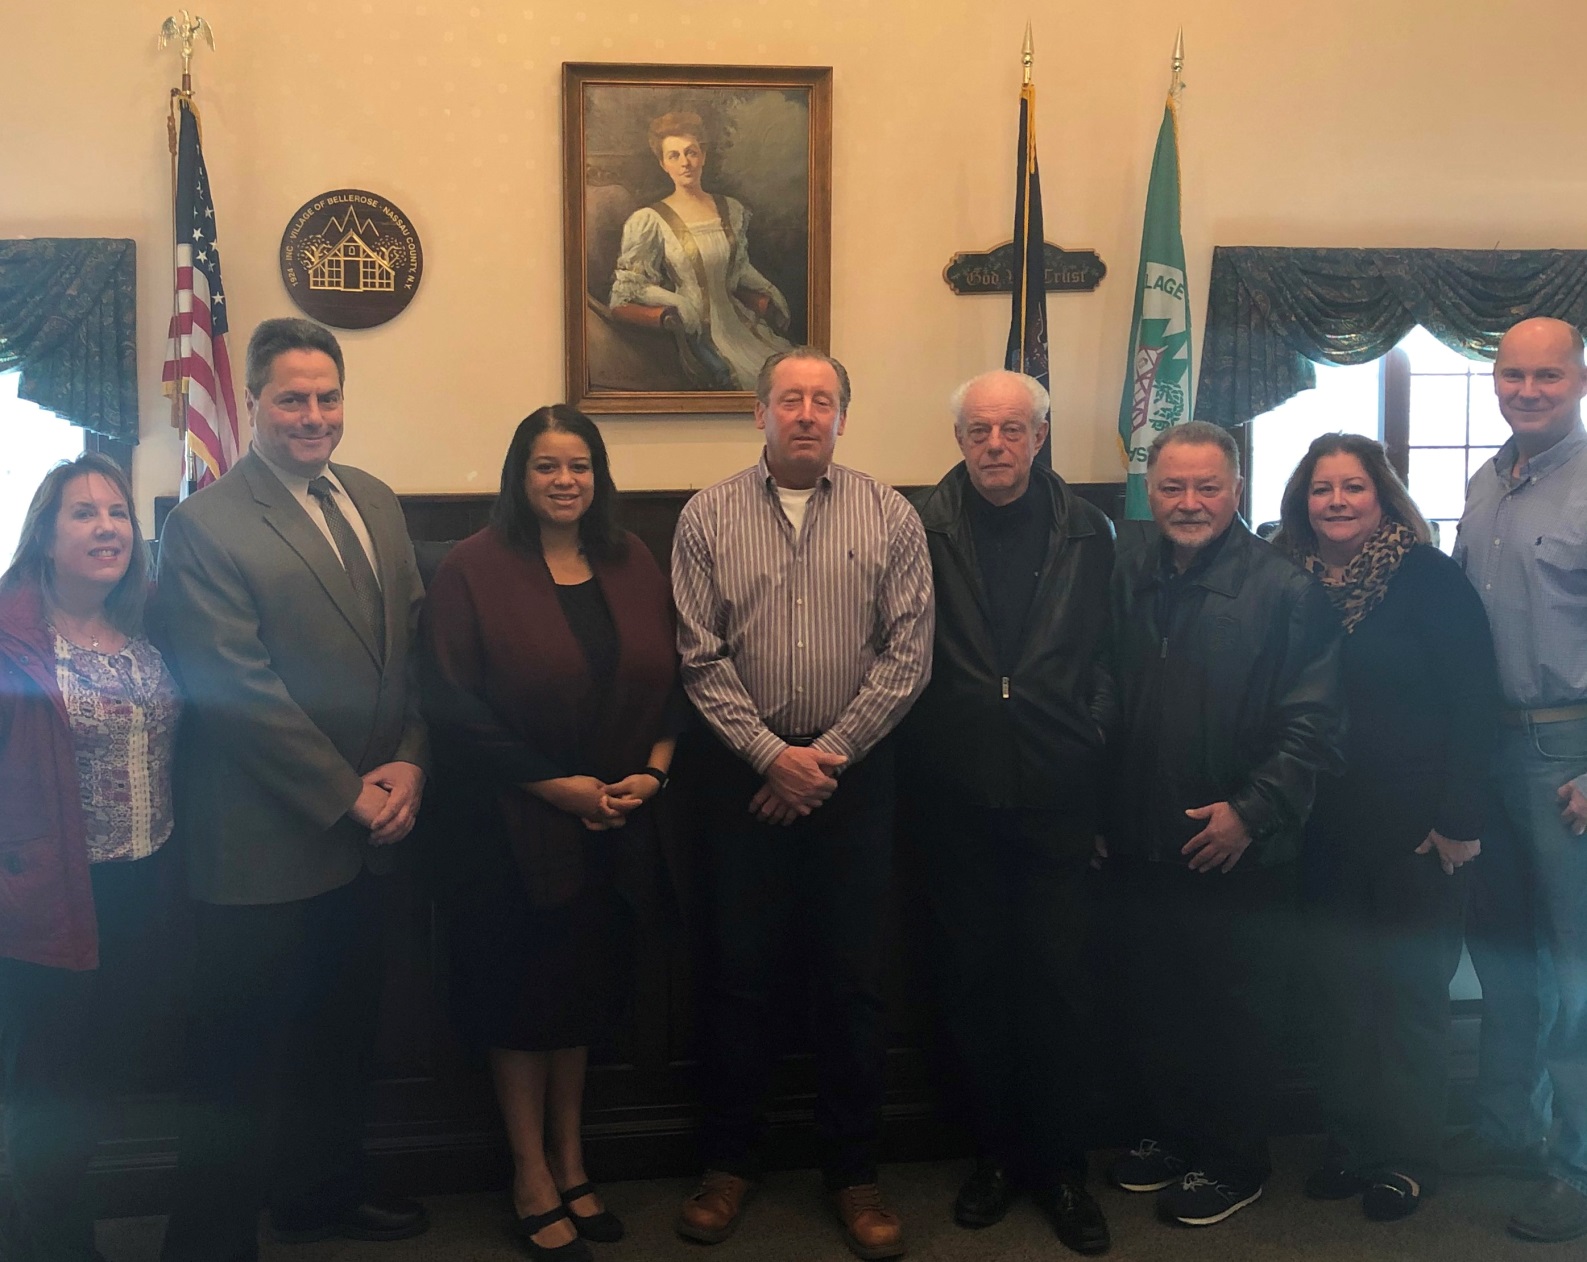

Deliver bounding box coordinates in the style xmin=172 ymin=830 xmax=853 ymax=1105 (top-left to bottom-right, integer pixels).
xmin=904 ymin=370 xmax=1115 ymax=1256
xmin=1103 ymin=421 xmax=1344 ymax=1229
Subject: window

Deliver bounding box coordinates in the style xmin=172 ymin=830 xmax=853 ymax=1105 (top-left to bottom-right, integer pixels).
xmin=1246 ymin=327 xmax=1503 ymax=553
xmin=0 ymin=371 xmax=86 ymax=565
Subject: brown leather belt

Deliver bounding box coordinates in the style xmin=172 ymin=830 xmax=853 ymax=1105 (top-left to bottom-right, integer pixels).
xmin=1499 ymin=703 xmax=1587 ymax=728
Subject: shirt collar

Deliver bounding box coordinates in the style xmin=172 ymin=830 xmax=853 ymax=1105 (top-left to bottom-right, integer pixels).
xmin=1496 ymin=422 xmax=1587 ymax=485
xmin=253 ymin=445 xmax=341 ymax=498
xmin=757 ymin=449 xmax=832 ymax=493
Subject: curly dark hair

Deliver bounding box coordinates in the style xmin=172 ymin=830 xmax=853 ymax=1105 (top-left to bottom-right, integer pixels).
xmin=490 ymin=405 xmax=625 ymax=562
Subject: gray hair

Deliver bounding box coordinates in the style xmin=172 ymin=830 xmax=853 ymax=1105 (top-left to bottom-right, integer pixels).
xmin=755 ymin=346 xmax=851 ymax=414
xmin=949 ymin=370 xmax=1051 ymax=431
xmin=1147 ymin=420 xmax=1242 ymax=477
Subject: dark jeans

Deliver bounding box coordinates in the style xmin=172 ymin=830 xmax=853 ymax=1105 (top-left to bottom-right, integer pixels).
xmin=1111 ymin=858 xmax=1298 ymax=1184
xmin=1308 ymin=846 xmax=1468 ymax=1188
xmin=696 ymin=738 xmax=894 ymax=1189
xmin=0 ymin=843 xmax=181 ymax=1262
xmin=918 ymin=800 xmax=1099 ymax=1184
xmin=160 ymin=872 xmax=384 ymax=1262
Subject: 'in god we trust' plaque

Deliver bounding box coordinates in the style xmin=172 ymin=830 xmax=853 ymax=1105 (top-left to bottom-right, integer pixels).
xmin=280 ymin=189 xmax=423 ymax=329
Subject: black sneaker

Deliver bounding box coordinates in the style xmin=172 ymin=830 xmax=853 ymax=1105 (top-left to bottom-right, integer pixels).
xmin=1158 ymin=1169 xmax=1264 ymax=1226
xmin=1110 ymin=1138 xmax=1189 ymax=1193
xmin=1034 ymin=1178 xmax=1111 ymax=1256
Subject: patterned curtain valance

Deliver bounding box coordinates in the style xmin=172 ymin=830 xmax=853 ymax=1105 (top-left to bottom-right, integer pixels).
xmin=0 ymin=238 xmax=139 ymax=443
xmin=1194 ymin=247 xmax=1587 ymax=430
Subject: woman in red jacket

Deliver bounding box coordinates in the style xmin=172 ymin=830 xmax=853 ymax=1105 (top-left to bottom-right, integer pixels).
xmin=422 ymin=407 xmax=681 ymax=1261
xmin=0 ymin=453 xmax=181 ymax=1261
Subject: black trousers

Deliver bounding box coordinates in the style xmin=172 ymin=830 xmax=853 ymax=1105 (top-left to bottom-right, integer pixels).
xmin=696 ymin=738 xmax=894 ymax=1189
xmin=160 ymin=872 xmax=384 ymax=1262
xmin=1110 ymin=859 xmax=1298 ymax=1183
xmin=1307 ymin=847 xmax=1467 ymax=1188
xmin=918 ymin=801 xmax=1099 ymax=1184
xmin=0 ymin=844 xmax=180 ymax=1262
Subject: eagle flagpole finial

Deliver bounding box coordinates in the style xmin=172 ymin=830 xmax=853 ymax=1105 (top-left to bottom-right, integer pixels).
xmin=159 ymin=11 xmax=215 ymax=95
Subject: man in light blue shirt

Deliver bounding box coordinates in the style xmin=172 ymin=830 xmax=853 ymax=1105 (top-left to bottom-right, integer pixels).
xmin=1450 ymin=315 xmax=1587 ymax=1244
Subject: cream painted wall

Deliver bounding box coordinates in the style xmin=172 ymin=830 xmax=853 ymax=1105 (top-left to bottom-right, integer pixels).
xmin=5 ymin=0 xmax=1587 ymax=524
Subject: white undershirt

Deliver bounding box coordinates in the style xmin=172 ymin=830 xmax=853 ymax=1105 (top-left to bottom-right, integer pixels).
xmin=776 ymin=484 xmax=817 ymax=537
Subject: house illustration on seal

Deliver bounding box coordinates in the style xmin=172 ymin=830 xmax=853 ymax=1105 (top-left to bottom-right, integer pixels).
xmin=304 ymin=207 xmax=396 ymax=293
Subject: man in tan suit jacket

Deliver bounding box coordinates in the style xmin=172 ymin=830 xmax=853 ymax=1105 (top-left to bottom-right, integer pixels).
xmin=153 ymin=318 xmax=429 ymax=1262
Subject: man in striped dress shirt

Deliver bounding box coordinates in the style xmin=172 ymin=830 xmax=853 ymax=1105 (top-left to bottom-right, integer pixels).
xmin=672 ymin=347 xmax=934 ymax=1259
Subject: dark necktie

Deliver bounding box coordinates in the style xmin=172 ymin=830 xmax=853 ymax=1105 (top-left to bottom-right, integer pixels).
xmin=308 ymin=476 xmax=385 ymax=653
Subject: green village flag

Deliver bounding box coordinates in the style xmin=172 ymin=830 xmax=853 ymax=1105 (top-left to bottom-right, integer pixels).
xmin=1117 ymin=90 xmax=1192 ymax=519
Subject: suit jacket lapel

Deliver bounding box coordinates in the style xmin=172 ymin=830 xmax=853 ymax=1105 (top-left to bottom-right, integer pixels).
xmin=241 ymin=452 xmax=383 ymax=667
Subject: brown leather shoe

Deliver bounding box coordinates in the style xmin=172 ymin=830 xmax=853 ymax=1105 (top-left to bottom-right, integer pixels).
xmin=833 ymin=1184 xmax=905 ymax=1259
xmin=677 ymin=1171 xmax=753 ymax=1244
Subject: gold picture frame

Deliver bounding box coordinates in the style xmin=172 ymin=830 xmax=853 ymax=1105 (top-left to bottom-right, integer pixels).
xmin=562 ymin=62 xmax=833 ymax=414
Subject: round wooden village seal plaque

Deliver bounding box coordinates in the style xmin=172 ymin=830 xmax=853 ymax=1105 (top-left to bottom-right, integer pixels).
xmin=279 ymin=189 xmax=423 ymax=329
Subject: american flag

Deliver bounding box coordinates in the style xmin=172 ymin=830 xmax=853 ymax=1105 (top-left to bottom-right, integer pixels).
xmin=162 ymin=95 xmax=242 ymax=494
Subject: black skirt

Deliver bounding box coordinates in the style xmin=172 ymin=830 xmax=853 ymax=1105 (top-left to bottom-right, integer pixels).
xmin=442 ymin=811 xmax=635 ymax=1053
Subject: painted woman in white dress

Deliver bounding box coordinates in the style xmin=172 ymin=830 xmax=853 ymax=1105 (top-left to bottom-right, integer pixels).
xmin=609 ymin=111 xmax=794 ymax=390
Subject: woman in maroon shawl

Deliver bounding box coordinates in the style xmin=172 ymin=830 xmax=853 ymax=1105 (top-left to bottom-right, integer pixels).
xmin=422 ymin=406 xmax=680 ymax=1261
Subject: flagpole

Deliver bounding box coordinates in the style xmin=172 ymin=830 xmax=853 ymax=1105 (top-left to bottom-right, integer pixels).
xmin=160 ymin=12 xmax=215 ymax=495
xmin=1016 ymin=23 xmax=1033 ymax=371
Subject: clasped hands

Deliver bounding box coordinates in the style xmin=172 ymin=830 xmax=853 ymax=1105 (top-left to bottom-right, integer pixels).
xmin=748 ymin=746 xmax=847 ymax=826
xmin=349 ymin=761 xmax=427 ymax=846
xmin=534 ymin=772 xmax=662 ymax=831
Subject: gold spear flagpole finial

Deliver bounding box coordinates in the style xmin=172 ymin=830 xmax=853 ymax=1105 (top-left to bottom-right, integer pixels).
xmin=159 ymin=11 xmax=216 ymax=96
xmin=1170 ymin=26 xmax=1186 ymax=99
xmin=1022 ymin=20 xmax=1034 ymax=86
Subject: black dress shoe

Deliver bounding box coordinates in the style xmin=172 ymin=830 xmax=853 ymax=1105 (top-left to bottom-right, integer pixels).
xmin=954 ymin=1159 xmax=1017 ymax=1228
xmin=273 ymin=1193 xmax=430 ymax=1243
xmin=1036 ymin=1178 xmax=1111 ymax=1256
xmin=561 ymin=1181 xmax=625 ymax=1242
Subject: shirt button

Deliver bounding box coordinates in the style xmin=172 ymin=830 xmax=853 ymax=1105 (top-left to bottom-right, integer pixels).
xmin=1494 ymin=538 xmax=1501 ymax=546
xmin=797 ymin=641 xmax=804 ymax=648
xmin=796 ymin=598 xmax=804 ymax=605
xmin=1485 ymin=583 xmax=1492 ymax=590
xmin=795 ymin=685 xmax=805 ymax=694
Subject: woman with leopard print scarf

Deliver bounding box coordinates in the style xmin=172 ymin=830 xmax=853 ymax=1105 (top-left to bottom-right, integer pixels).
xmin=1272 ymin=433 xmax=1499 ymax=1226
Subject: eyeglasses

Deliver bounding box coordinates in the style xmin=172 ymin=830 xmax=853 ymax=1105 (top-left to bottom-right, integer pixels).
xmin=962 ymin=422 xmax=1030 ymax=446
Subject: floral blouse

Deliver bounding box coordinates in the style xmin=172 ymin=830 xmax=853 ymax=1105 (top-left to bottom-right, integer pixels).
xmin=53 ymin=633 xmax=181 ymax=864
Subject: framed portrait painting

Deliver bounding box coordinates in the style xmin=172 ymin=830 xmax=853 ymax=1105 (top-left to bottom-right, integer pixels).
xmin=562 ymin=62 xmax=832 ymax=414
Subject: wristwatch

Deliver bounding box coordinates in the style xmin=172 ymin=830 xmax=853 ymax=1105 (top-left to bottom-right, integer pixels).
xmin=638 ymin=766 xmax=670 ymax=791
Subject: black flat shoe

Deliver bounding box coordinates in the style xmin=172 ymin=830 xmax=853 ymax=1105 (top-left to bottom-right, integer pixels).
xmin=516 ymin=1204 xmax=594 ymax=1261
xmin=1304 ymin=1165 xmax=1369 ymax=1200
xmin=1363 ymin=1172 xmax=1421 ymax=1222
xmin=560 ymin=1181 xmax=625 ymax=1243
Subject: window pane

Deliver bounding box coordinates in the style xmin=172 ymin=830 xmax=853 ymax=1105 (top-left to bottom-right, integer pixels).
xmin=1429 ymin=519 xmax=1457 ymax=556
xmin=1408 ymin=447 xmax=1470 ymax=521
xmin=1469 ymin=383 xmax=1511 ymax=445
xmin=1400 ymin=324 xmax=1487 ymax=374
xmin=1408 ymin=374 xmax=1471 ymax=446
xmin=1247 ymin=360 xmax=1381 ymax=530
xmin=0 ymin=372 xmax=86 ymax=566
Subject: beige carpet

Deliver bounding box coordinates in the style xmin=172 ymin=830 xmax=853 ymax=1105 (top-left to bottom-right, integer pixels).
xmin=94 ymin=1135 xmax=1577 ymax=1261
